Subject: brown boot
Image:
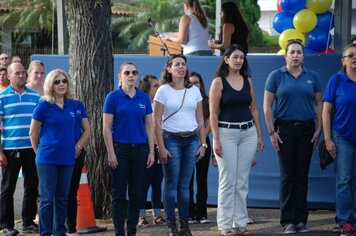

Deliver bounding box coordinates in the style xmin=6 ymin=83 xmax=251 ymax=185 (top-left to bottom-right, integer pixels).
xmin=179 ymin=219 xmax=192 ymax=236
xmin=167 ymin=219 xmax=179 ymax=236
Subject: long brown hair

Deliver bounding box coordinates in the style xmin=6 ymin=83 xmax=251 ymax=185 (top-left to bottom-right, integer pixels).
xmin=161 ymin=54 xmax=191 ymax=88
xmin=184 ymin=0 xmax=208 ymax=28
xmin=189 ymin=71 xmax=209 ymax=119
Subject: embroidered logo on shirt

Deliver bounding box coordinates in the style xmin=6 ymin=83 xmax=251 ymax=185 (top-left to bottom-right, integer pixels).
xmin=70 ymin=112 xmax=75 ymax=117
xmin=139 ymin=103 xmax=146 ymax=109
xmin=307 ymin=80 xmax=313 ymax=85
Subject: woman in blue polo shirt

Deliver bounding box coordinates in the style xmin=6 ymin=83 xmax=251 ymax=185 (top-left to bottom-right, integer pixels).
xmin=103 ymin=62 xmax=155 ymax=236
xmin=66 ymin=99 xmax=90 ymax=236
xmin=263 ymin=39 xmax=322 ymax=234
xmin=322 ymin=43 xmax=356 ymax=236
xmin=30 ymin=69 xmax=77 ymax=236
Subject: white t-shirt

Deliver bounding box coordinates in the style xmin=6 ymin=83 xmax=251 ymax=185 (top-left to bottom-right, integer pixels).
xmin=154 ymin=84 xmax=202 ymax=132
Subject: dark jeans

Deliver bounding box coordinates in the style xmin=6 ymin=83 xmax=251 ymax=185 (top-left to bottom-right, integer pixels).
xmin=274 ymin=119 xmax=315 ymax=226
xmin=109 ymin=143 xmax=148 ymax=236
xmin=189 ymin=138 xmax=211 ymax=220
xmin=0 ymin=149 xmax=38 ymax=228
xmin=140 ymin=145 xmax=164 ymax=216
xmin=66 ymin=150 xmax=85 ymax=233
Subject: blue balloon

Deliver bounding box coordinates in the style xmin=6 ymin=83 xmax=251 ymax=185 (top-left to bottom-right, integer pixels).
xmin=316 ymin=11 xmax=334 ymax=31
xmin=303 ymin=47 xmax=315 ymax=55
xmin=281 ymin=0 xmax=306 ymax=14
xmin=272 ymin=12 xmax=294 ymax=33
xmin=306 ymin=28 xmax=332 ymax=52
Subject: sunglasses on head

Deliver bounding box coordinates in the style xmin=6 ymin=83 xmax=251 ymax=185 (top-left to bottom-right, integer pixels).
xmin=123 ymin=70 xmax=138 ymax=76
xmin=53 ymin=78 xmax=68 ymax=85
xmin=286 ymin=39 xmax=304 ymax=47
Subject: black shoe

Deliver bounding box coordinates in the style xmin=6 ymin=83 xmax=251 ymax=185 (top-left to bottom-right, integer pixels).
xmin=22 ymin=223 xmax=39 ymax=233
xmin=3 ymin=228 xmax=19 ymax=236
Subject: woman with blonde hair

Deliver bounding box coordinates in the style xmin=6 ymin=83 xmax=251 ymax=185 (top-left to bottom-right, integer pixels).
xmin=26 ymin=60 xmax=45 ymax=95
xmin=165 ymin=0 xmax=212 ymax=56
xmin=30 ymin=69 xmax=78 ymax=236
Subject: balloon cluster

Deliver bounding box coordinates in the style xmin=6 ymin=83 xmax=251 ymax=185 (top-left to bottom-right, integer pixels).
xmin=272 ymin=0 xmax=334 ymax=55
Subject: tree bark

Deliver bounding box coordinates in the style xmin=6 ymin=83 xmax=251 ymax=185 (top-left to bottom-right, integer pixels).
xmin=65 ymin=0 xmax=113 ymax=218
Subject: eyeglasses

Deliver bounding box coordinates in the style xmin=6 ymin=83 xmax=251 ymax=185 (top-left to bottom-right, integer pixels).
xmin=191 ymin=81 xmax=200 ymax=85
xmin=287 ymin=39 xmax=303 ymax=44
xmin=343 ymin=52 xmax=356 ymax=59
xmin=286 ymin=39 xmax=304 ymax=49
xmin=0 ymin=57 xmax=8 ymax=60
xmin=53 ymin=78 xmax=68 ymax=85
xmin=123 ymin=70 xmax=138 ymax=76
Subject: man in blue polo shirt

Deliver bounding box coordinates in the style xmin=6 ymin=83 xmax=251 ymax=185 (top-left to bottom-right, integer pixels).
xmin=0 ymin=62 xmax=40 ymax=236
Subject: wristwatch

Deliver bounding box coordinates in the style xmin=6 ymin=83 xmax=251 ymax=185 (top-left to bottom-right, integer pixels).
xmin=201 ymin=143 xmax=208 ymax=149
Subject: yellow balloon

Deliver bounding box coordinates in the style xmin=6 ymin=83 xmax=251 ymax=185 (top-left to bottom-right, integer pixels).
xmin=306 ymin=0 xmax=332 ymax=14
xmin=293 ymin=9 xmax=317 ymax=33
xmin=277 ymin=49 xmax=286 ymax=55
xmin=278 ymin=29 xmax=305 ymax=49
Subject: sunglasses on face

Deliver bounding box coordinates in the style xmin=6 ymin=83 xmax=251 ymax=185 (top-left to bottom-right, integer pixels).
xmin=53 ymin=78 xmax=68 ymax=85
xmin=123 ymin=70 xmax=138 ymax=76
xmin=343 ymin=52 xmax=356 ymax=59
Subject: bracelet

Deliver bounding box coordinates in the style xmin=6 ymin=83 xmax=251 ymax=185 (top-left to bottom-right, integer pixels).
xmin=269 ymin=130 xmax=275 ymax=136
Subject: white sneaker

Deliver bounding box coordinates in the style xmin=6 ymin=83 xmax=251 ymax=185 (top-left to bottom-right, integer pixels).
xmin=199 ymin=217 xmax=210 ymax=224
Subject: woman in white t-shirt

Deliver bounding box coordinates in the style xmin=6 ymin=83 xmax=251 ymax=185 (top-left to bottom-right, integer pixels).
xmin=165 ymin=0 xmax=212 ymax=56
xmin=153 ymin=55 xmax=206 ymax=236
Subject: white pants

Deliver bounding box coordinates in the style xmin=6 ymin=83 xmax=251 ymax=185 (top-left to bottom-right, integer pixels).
xmin=216 ymin=126 xmax=257 ymax=230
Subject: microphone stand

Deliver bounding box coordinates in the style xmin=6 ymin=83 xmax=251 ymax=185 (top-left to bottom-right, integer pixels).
xmin=147 ymin=18 xmax=171 ymax=56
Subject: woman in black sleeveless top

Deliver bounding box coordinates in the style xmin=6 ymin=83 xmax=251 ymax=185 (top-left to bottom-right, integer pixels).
xmin=209 ymin=44 xmax=264 ymax=236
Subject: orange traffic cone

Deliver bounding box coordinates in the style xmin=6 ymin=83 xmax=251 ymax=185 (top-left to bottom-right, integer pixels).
xmin=76 ymin=167 xmax=107 ymax=234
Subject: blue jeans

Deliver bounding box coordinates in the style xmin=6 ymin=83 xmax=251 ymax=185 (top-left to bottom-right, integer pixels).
xmin=162 ymin=131 xmax=199 ymax=220
xmin=36 ymin=164 xmax=74 ymax=236
xmin=109 ymin=143 xmax=148 ymax=236
xmin=333 ymin=131 xmax=356 ymax=224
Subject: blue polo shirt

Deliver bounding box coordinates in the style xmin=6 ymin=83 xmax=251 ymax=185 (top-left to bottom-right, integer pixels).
xmin=103 ymin=87 xmax=152 ymax=144
xmin=0 ymin=86 xmax=40 ymax=150
xmin=265 ymin=66 xmax=322 ymax=121
xmin=323 ymin=71 xmax=356 ymax=142
xmin=73 ymin=100 xmax=88 ymax=142
xmin=32 ymin=99 xmax=76 ymax=165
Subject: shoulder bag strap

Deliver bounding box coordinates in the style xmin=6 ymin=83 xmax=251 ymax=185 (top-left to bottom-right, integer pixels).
xmin=163 ymin=88 xmax=187 ymax=123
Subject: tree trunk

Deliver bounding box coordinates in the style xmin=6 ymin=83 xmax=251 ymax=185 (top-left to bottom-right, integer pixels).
xmin=65 ymin=0 xmax=113 ymax=218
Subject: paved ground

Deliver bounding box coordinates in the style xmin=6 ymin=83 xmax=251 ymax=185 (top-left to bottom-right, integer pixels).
xmin=12 ymin=207 xmax=338 ymax=236
xmin=13 ymin=178 xmax=338 ymax=236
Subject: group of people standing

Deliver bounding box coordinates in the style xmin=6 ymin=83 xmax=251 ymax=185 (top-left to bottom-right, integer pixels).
xmin=0 ymin=59 xmax=90 ymax=236
xmin=102 ymin=40 xmax=356 ymax=236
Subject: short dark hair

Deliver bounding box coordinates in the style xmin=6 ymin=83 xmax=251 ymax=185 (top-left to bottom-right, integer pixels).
xmin=138 ymin=74 xmax=157 ymax=93
xmin=0 ymin=66 xmax=7 ymax=73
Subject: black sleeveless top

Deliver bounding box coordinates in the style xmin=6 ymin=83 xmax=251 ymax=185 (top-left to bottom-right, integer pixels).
xmin=218 ymin=76 xmax=253 ymax=122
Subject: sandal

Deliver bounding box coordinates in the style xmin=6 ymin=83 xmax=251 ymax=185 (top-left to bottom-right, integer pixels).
xmin=221 ymin=229 xmax=237 ymax=236
xmin=152 ymin=215 xmax=167 ymax=225
xmin=234 ymin=227 xmax=250 ymax=235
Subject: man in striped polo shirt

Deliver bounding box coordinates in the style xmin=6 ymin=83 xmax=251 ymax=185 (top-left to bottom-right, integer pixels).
xmin=0 ymin=62 xmax=40 ymax=236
